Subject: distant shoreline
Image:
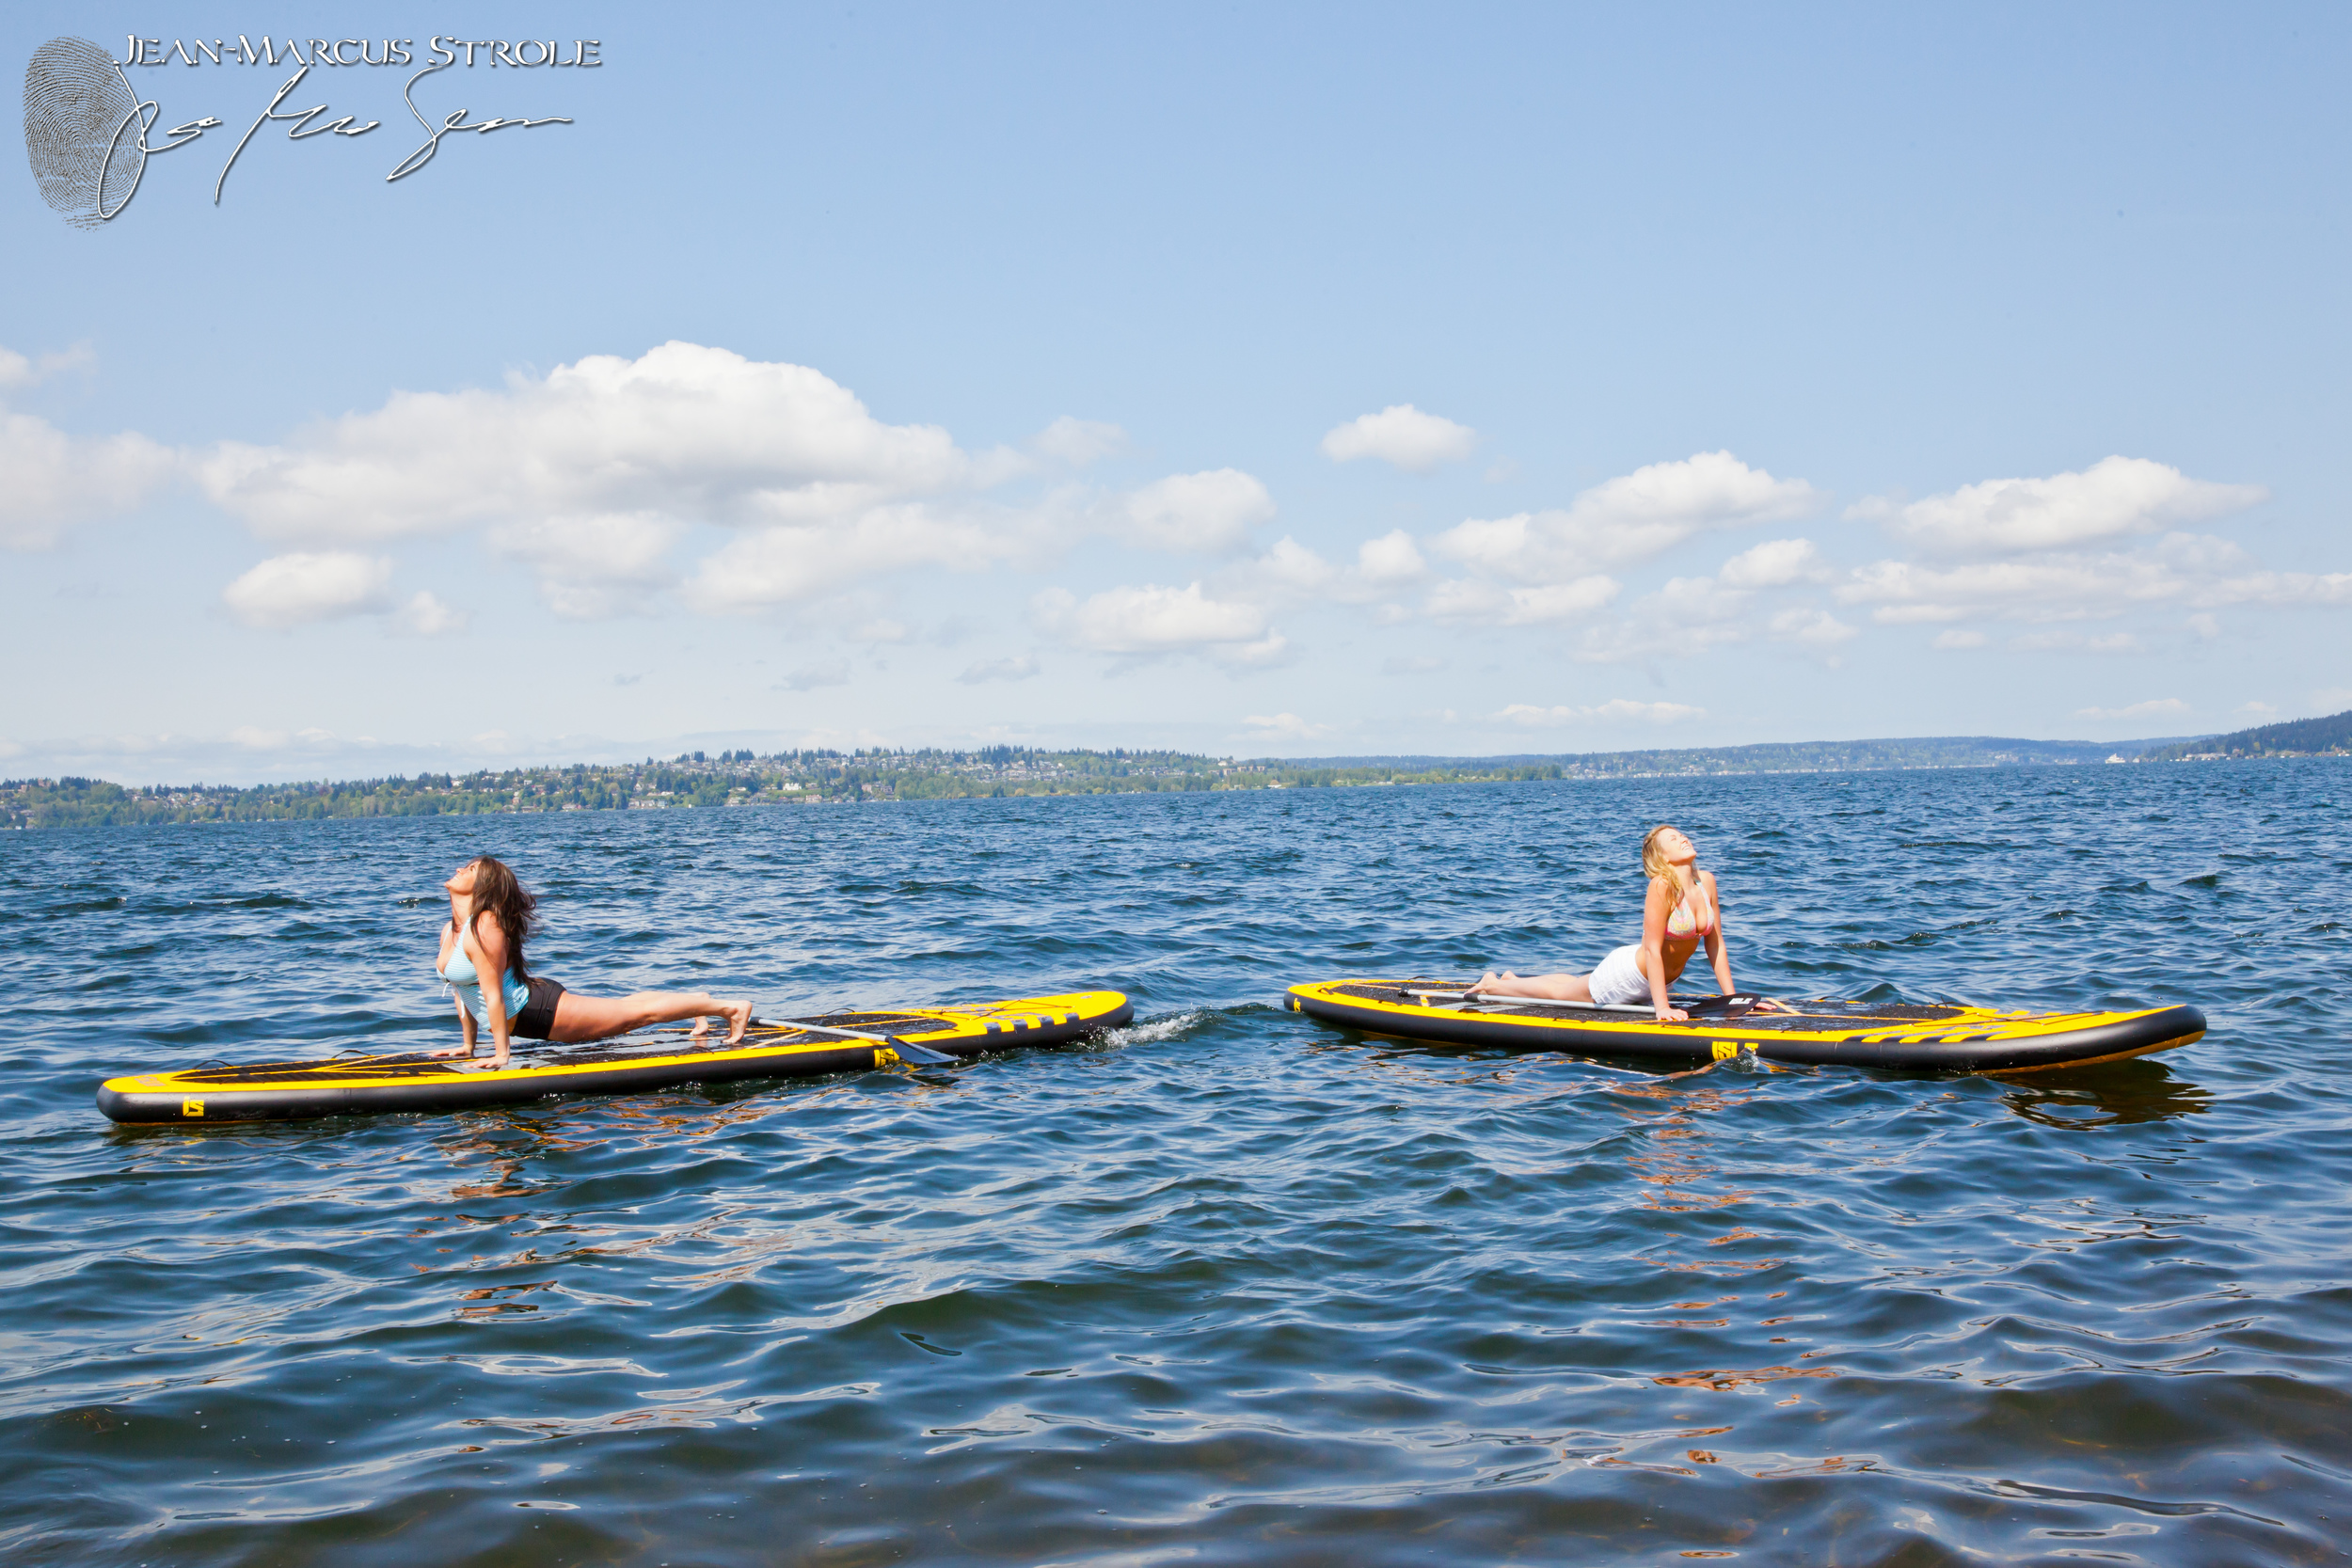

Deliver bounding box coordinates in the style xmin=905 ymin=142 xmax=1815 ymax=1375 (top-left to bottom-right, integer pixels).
xmin=6 ymin=717 xmax=2345 ymax=830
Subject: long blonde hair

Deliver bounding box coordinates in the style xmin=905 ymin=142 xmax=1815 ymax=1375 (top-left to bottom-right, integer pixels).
xmin=1641 ymin=824 xmax=1698 ymax=911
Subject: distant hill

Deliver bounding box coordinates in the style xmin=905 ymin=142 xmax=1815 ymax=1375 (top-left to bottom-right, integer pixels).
xmin=1289 ymin=735 xmax=2206 ymax=776
xmin=2137 ymin=708 xmax=2352 ymax=761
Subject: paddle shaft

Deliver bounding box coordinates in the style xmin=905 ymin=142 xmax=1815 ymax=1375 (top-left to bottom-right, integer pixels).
xmin=748 ymin=1017 xmax=957 ymax=1064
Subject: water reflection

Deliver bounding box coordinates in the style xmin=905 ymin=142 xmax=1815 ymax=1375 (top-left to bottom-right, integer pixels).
xmin=2000 ymin=1059 xmax=2215 ymax=1129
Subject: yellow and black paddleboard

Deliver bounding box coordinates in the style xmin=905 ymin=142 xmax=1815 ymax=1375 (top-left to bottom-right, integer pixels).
xmin=99 ymin=990 xmax=1134 ymax=1124
xmin=1286 ymin=979 xmax=2202 ymax=1074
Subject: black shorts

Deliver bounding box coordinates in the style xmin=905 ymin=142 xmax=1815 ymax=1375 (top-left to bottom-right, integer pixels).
xmin=511 ymin=976 xmax=566 ymax=1039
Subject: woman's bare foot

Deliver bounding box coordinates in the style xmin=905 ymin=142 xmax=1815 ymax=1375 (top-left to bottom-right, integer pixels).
xmin=1468 ymin=970 xmax=1516 ymax=995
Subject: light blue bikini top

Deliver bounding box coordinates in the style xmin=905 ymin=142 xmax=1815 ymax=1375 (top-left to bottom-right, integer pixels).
xmin=438 ymin=926 xmax=532 ymax=1027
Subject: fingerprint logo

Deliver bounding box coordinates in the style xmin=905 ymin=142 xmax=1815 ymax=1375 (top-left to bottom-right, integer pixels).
xmin=23 ymin=36 xmax=144 ymax=228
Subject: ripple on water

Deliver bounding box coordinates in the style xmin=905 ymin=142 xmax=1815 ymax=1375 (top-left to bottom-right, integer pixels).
xmin=0 ymin=763 xmax=2347 ymax=1564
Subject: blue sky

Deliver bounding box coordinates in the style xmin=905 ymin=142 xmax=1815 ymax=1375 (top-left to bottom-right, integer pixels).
xmin=7 ymin=3 xmax=2346 ymax=784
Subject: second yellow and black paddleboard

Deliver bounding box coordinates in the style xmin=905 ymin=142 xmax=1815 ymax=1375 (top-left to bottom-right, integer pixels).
xmin=1286 ymin=979 xmax=2201 ymax=1073
xmin=99 ymin=990 xmax=1133 ymax=1124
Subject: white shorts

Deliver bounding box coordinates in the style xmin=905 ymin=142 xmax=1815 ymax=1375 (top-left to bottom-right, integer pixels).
xmin=1587 ymin=944 xmax=1649 ymax=1007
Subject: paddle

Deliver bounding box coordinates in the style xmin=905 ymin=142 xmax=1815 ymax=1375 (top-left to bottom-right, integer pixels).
xmin=748 ymin=1016 xmax=958 ymax=1065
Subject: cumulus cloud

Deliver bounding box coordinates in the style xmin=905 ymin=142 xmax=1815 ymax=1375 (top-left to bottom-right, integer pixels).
xmin=1854 ymin=456 xmax=2265 ymax=557
xmin=1228 ymin=529 xmax=1427 ymax=604
xmin=1319 ymin=404 xmax=1478 ymax=472
xmin=2009 ymin=629 xmax=2141 ymax=654
xmin=1243 ymin=712 xmax=1336 ymax=740
xmin=1768 ymin=607 xmax=1858 ymax=648
xmin=199 ymin=342 xmax=1003 ymax=544
xmin=2074 ymin=697 xmax=2189 ymax=721
xmin=1932 ymin=629 xmax=1987 ymax=649
xmin=1719 ymin=537 xmax=1831 ymax=589
xmin=0 ymin=411 xmax=180 ymax=549
xmin=1426 ymin=575 xmax=1622 ymax=626
xmin=1032 ymin=581 xmax=1285 ymax=665
xmin=1112 ymin=469 xmax=1276 ymax=553
xmin=222 ymin=553 xmax=394 ymax=628
xmin=777 ymin=659 xmax=851 ymax=691
xmin=1836 ymin=532 xmax=2352 ymax=625
xmin=1493 ymin=700 xmax=1706 ymax=725
xmin=492 ymin=511 xmax=683 ymax=617
xmin=684 ymin=501 xmax=1050 ymax=612
xmin=957 ymin=655 xmax=1041 ymax=685
xmin=1032 ymin=417 xmax=1127 ymax=465
xmin=0 ymin=342 xmax=93 ymax=388
xmin=1434 ymin=451 xmax=1820 ymax=580
xmin=391 ymin=591 xmax=469 ymax=637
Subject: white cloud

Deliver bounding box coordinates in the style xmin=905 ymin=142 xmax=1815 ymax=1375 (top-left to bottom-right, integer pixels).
xmin=2197 ymin=569 xmax=2352 ymax=606
xmin=957 ymin=655 xmax=1040 ymax=685
xmin=1032 ymin=581 xmax=1282 ymax=664
xmin=1243 ymin=712 xmax=1336 ymax=740
xmin=1426 ymin=575 xmax=1621 ymax=626
xmin=1434 ymin=451 xmax=1820 ymax=578
xmin=1837 ymin=532 xmax=2352 ymax=626
xmin=1229 ymin=529 xmax=1427 ymax=605
xmin=2074 ymin=698 xmax=2189 ymax=721
xmin=0 ymin=411 xmax=180 ymax=549
xmin=2008 ymin=629 xmax=2141 ymax=654
xmin=1768 ymin=607 xmax=1858 ymax=648
xmin=2236 ymin=701 xmax=2279 ymax=718
xmin=492 ymin=511 xmax=682 ymax=617
xmin=391 ymin=591 xmax=469 ymax=637
xmin=684 ymin=501 xmax=1045 ymax=612
xmin=1355 ymin=529 xmax=1426 ymax=588
xmin=1932 ymin=629 xmax=1987 ymax=649
xmin=1319 ymin=404 xmax=1477 ymax=472
xmin=1719 ymin=537 xmax=1830 ymax=589
xmin=1113 ymin=469 xmax=1276 ymax=553
xmin=199 ymin=342 xmax=1002 ymax=545
xmin=778 ymin=660 xmax=850 ymax=691
xmin=1032 ymin=417 xmax=1127 ymax=465
xmin=1494 ymin=699 xmax=1705 ymax=726
xmin=0 ymin=342 xmax=93 ymax=388
xmin=1857 ymin=455 xmax=2265 ymax=557
xmin=222 ymin=553 xmax=393 ymax=629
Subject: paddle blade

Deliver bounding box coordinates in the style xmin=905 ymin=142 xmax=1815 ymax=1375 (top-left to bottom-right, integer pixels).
xmin=882 ymin=1036 xmax=957 ymax=1065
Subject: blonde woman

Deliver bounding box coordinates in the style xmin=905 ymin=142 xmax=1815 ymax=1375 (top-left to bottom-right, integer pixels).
xmin=1470 ymin=824 xmax=1740 ymax=1022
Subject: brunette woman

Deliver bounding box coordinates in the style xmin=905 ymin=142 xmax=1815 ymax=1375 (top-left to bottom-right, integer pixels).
xmin=434 ymin=856 xmax=751 ymax=1069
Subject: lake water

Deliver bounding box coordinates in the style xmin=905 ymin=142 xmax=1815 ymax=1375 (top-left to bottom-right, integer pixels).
xmin=4 ymin=764 xmax=2346 ymax=1565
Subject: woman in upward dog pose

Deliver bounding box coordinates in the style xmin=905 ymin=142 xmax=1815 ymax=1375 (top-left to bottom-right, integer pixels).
xmin=1470 ymin=824 xmax=1749 ymax=1023
xmin=434 ymin=856 xmax=752 ymax=1069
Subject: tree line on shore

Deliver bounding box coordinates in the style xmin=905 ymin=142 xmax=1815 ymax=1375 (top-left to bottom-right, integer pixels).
xmin=6 ymin=712 xmax=2343 ymax=831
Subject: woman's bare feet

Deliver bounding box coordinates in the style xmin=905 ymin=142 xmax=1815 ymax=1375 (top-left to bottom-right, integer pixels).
xmin=430 ymin=1045 xmax=473 ymax=1059
xmin=1467 ymin=970 xmax=1516 ymax=995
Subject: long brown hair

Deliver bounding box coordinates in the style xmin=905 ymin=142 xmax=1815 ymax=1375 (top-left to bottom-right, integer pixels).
xmin=458 ymin=856 xmax=537 ymax=981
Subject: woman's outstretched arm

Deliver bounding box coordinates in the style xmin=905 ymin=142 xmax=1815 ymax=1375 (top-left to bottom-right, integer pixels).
xmin=1704 ymin=871 xmax=1735 ymax=995
xmin=469 ymin=911 xmax=517 ymax=1069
